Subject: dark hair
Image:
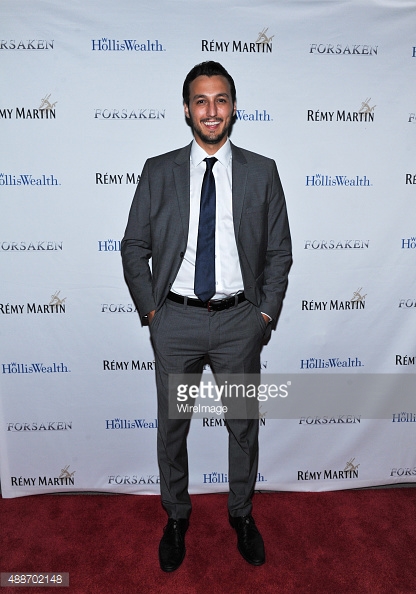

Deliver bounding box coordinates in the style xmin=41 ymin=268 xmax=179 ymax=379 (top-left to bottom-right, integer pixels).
xmin=182 ymin=61 xmax=236 ymax=106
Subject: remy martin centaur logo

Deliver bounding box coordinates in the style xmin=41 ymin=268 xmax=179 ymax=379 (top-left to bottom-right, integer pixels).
xmin=256 ymin=27 xmax=274 ymax=46
xmin=0 ymin=94 xmax=57 ymax=120
xmin=202 ymin=27 xmax=274 ymax=53
xmin=359 ymin=98 xmax=376 ymax=115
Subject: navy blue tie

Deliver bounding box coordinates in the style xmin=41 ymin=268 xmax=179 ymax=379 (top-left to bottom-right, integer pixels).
xmin=194 ymin=157 xmax=217 ymax=302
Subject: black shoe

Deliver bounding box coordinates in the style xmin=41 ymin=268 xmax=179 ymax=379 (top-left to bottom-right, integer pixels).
xmin=229 ymin=514 xmax=265 ymax=566
xmin=158 ymin=518 xmax=189 ymax=572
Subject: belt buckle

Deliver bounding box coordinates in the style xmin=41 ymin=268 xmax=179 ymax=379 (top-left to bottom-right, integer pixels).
xmin=207 ymin=299 xmax=222 ymax=312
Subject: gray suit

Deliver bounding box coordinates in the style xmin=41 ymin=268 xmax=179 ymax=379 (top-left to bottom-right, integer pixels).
xmin=122 ymin=141 xmax=291 ymax=519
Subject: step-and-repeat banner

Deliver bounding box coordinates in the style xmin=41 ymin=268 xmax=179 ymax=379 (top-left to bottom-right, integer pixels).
xmin=1 ymin=0 xmax=415 ymax=498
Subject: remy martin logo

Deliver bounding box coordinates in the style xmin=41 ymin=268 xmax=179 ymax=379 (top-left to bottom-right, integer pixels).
xmin=11 ymin=465 xmax=76 ymax=487
xmin=298 ymin=458 xmax=360 ymax=481
xmin=302 ymin=288 xmax=366 ymax=311
xmin=308 ymin=99 xmax=376 ymax=122
xmin=202 ymin=417 xmax=266 ymax=427
xmin=0 ymin=94 xmax=57 ymax=120
xmin=202 ymin=27 xmax=274 ymax=53
xmin=0 ymin=290 xmax=66 ymax=315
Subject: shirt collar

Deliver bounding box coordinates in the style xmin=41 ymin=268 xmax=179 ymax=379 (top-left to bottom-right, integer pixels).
xmin=190 ymin=138 xmax=232 ymax=168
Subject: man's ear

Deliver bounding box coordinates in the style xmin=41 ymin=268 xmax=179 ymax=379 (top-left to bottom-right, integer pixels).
xmin=184 ymin=102 xmax=190 ymax=119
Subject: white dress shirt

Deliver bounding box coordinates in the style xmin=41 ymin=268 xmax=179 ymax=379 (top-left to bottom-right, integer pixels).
xmin=172 ymin=139 xmax=244 ymax=299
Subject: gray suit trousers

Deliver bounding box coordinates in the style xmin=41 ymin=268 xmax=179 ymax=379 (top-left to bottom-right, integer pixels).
xmin=149 ymin=297 xmax=267 ymax=520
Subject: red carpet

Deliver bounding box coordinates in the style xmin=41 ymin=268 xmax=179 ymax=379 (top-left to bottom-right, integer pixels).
xmin=1 ymin=489 xmax=415 ymax=593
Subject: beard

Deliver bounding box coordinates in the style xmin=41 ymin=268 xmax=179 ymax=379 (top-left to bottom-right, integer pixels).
xmin=187 ymin=114 xmax=232 ymax=146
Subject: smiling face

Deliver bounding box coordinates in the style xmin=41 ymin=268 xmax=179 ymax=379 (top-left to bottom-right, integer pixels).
xmin=184 ymin=74 xmax=236 ymax=155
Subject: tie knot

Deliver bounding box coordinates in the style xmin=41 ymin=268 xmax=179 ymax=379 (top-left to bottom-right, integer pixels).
xmin=204 ymin=157 xmax=217 ymax=171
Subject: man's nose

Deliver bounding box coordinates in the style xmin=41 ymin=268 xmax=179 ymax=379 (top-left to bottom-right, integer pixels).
xmin=206 ymin=100 xmax=217 ymax=117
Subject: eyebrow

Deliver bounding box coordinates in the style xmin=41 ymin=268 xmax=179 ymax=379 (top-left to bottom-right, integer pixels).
xmin=192 ymin=92 xmax=230 ymax=100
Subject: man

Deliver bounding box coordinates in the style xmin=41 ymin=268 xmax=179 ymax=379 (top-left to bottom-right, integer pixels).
xmin=121 ymin=61 xmax=292 ymax=572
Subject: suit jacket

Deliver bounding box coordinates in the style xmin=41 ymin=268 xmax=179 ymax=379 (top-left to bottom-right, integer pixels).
xmin=121 ymin=141 xmax=292 ymax=325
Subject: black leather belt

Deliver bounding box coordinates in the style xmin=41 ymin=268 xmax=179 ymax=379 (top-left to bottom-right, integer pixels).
xmin=167 ymin=291 xmax=246 ymax=312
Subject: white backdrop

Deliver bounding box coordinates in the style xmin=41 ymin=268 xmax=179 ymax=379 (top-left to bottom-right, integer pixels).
xmin=1 ymin=0 xmax=416 ymax=498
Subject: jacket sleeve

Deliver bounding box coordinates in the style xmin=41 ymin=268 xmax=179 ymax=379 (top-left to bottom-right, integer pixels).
xmin=121 ymin=160 xmax=156 ymax=323
xmin=260 ymin=161 xmax=292 ymax=321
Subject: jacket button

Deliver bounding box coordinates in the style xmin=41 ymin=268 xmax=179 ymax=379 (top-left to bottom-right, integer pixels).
xmin=180 ymin=252 xmax=184 ymax=258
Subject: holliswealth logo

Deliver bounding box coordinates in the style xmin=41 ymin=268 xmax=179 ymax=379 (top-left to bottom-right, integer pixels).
xmin=235 ymin=108 xmax=273 ymax=122
xmin=0 ymin=94 xmax=57 ymax=119
xmin=305 ymin=174 xmax=372 ymax=187
xmin=92 ymin=38 xmax=165 ymax=51
xmin=106 ymin=418 xmax=157 ymax=429
xmin=203 ymin=471 xmax=267 ymax=484
xmin=99 ymin=240 xmax=121 ymax=251
xmin=2 ymin=362 xmax=70 ymax=374
xmin=401 ymin=237 xmax=416 ymax=249
xmin=0 ymin=173 xmax=60 ymax=186
xmin=300 ymin=356 xmax=364 ymax=370
xmin=202 ymin=27 xmax=274 ymax=53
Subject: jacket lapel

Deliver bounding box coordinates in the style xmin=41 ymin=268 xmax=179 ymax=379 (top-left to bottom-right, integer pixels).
xmin=172 ymin=142 xmax=247 ymax=242
xmin=231 ymin=143 xmax=248 ymax=240
xmin=173 ymin=143 xmax=192 ymax=241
